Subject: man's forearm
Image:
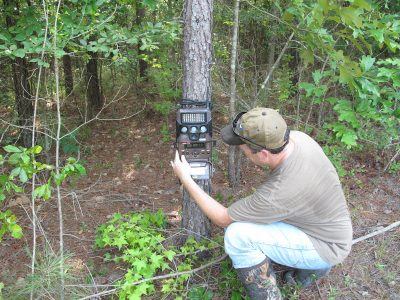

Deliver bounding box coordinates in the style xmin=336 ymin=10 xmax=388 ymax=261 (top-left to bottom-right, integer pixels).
xmin=180 ymin=175 xmax=233 ymax=228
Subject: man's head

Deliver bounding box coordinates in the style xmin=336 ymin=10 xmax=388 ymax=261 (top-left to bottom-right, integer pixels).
xmin=221 ymin=107 xmax=290 ymax=154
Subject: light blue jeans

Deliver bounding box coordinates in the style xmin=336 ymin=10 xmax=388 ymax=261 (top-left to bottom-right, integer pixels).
xmin=224 ymin=221 xmax=332 ymax=270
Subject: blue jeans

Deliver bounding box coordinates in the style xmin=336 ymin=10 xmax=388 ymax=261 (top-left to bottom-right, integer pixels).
xmin=224 ymin=221 xmax=332 ymax=270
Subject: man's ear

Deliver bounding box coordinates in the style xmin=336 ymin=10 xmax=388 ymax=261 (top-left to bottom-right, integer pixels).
xmin=259 ymin=149 xmax=270 ymax=162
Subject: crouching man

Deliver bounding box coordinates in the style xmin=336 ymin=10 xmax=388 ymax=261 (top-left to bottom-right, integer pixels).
xmin=171 ymin=107 xmax=352 ymax=299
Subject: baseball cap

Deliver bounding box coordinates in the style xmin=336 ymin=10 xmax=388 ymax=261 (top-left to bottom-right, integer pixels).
xmin=221 ymin=107 xmax=288 ymax=150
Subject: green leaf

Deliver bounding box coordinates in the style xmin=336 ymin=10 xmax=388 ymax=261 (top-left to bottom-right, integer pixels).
xmin=360 ymin=55 xmax=375 ymax=72
xmin=55 ymin=49 xmax=66 ymax=58
xmin=164 ymin=250 xmax=176 ymax=261
xmin=354 ymin=0 xmax=372 ymax=11
xmin=312 ymin=70 xmax=324 ymax=84
xmin=359 ymin=78 xmax=380 ymax=97
xmin=114 ymin=236 xmax=128 ymax=250
xmin=75 ymin=164 xmax=86 ymax=175
xmin=30 ymin=145 xmax=43 ymax=154
xmin=339 ymin=7 xmax=363 ymax=28
xmin=4 ymin=145 xmax=22 ymax=153
xmin=341 ymin=131 xmax=358 ymax=148
xmin=10 ymin=224 xmax=23 ymax=239
xmin=299 ymin=82 xmax=315 ymax=97
xmin=20 ymin=153 xmax=30 ymax=164
xmin=19 ymin=169 xmax=28 ymax=183
xmin=10 ymin=167 xmax=21 ymax=178
xmin=300 ymin=47 xmax=314 ymax=65
xmin=13 ymin=48 xmax=26 ymax=58
xmin=132 ymin=258 xmax=147 ymax=272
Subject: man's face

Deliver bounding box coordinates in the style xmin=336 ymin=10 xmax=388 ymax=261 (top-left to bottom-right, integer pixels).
xmin=239 ymin=144 xmax=266 ymax=166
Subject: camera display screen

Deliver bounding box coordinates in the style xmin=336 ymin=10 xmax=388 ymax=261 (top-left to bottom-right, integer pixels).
xmin=184 ymin=143 xmax=206 ymax=149
xmin=181 ymin=113 xmax=206 ymax=124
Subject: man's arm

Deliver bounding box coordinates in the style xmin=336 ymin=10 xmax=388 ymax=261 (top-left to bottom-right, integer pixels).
xmin=171 ymin=151 xmax=233 ymax=228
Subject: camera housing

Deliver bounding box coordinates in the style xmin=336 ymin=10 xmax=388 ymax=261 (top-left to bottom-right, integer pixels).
xmin=176 ymin=99 xmax=213 ymax=180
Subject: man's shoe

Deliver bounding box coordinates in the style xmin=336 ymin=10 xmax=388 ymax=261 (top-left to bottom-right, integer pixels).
xmin=236 ymin=258 xmax=282 ymax=300
xmin=283 ymin=267 xmax=331 ymax=288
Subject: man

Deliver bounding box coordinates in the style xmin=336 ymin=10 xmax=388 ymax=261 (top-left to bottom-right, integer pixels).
xmin=171 ymin=107 xmax=352 ymax=299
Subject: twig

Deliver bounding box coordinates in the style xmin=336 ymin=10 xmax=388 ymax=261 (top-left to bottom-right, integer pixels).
xmin=255 ymin=31 xmax=295 ymax=102
xmin=352 ymin=221 xmax=400 ymax=245
xmin=383 ymin=148 xmax=400 ymax=173
xmin=78 ymin=254 xmax=228 ymax=300
xmin=53 ymin=1 xmax=65 ymax=298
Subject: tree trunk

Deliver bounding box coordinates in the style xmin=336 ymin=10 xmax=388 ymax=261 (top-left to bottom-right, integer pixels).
xmin=228 ymin=0 xmax=241 ymax=187
xmin=4 ymin=0 xmax=33 ymax=147
xmin=181 ymin=0 xmax=213 ymax=241
xmin=63 ymin=48 xmax=74 ymax=96
xmin=136 ymin=1 xmax=148 ymax=79
xmin=85 ymin=51 xmax=102 ymax=118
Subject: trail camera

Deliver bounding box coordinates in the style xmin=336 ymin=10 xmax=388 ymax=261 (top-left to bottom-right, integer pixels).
xmin=176 ymin=99 xmax=213 ymax=180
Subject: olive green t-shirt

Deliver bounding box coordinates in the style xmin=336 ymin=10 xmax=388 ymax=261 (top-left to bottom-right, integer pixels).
xmin=227 ymin=131 xmax=353 ymax=265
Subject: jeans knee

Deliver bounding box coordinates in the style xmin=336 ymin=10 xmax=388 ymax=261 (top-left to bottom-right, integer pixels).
xmin=224 ymin=222 xmax=246 ymax=255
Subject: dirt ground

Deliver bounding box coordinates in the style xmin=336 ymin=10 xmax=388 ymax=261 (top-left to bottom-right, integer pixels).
xmin=0 ymin=95 xmax=399 ymax=299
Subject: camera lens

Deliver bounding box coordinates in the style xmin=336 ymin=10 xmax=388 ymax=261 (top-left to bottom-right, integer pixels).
xmin=190 ymin=126 xmax=198 ymax=133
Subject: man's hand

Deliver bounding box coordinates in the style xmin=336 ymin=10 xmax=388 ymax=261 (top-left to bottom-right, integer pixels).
xmin=170 ymin=150 xmax=192 ymax=183
xmin=170 ymin=151 xmax=233 ymax=228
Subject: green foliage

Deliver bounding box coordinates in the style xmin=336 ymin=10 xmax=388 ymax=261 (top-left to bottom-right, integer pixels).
xmin=188 ymin=286 xmax=214 ymax=300
xmin=160 ymin=124 xmax=172 ymax=142
xmin=95 ymin=210 xmax=222 ymax=299
xmin=289 ymin=0 xmax=400 ymax=151
xmin=322 ymin=145 xmax=349 ymax=177
xmin=218 ymin=259 xmax=247 ymax=300
xmin=152 ymin=100 xmax=175 ymax=117
xmin=0 ymin=145 xmax=86 ymax=241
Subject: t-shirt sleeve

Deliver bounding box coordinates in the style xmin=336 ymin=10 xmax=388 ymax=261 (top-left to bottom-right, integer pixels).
xmin=227 ymin=188 xmax=293 ymax=224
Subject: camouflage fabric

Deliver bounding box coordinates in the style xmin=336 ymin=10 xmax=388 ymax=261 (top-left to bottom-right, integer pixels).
xmin=236 ymin=259 xmax=282 ymax=300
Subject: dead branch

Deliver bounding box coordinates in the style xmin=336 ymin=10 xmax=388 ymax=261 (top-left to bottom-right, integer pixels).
xmin=352 ymin=221 xmax=400 ymax=245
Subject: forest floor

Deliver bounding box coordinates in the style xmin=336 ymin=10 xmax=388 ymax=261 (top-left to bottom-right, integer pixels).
xmin=0 ymin=94 xmax=399 ymax=299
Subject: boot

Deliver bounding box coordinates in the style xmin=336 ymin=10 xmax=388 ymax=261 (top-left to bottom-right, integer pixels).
xmin=236 ymin=258 xmax=282 ymax=300
xmin=283 ymin=267 xmax=331 ymax=288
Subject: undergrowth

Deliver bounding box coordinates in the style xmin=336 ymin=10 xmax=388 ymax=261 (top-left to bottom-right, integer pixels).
xmin=95 ymin=209 xmax=244 ymax=299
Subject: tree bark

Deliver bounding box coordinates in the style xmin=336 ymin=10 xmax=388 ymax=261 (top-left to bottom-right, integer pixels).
xmin=4 ymin=0 xmax=33 ymax=147
xmin=85 ymin=51 xmax=102 ymax=118
xmin=63 ymin=48 xmax=74 ymax=96
xmin=136 ymin=1 xmax=148 ymax=79
xmin=181 ymin=0 xmax=213 ymax=241
xmin=228 ymin=0 xmax=241 ymax=188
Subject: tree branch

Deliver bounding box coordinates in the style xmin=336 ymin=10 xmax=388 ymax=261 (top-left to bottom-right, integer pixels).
xmin=352 ymin=221 xmax=400 ymax=245
xmin=78 ymin=254 xmax=228 ymax=300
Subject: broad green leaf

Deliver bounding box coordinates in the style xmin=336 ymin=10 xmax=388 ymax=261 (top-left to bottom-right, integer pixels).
xmin=54 ymin=49 xmax=66 ymax=58
xmin=10 ymin=167 xmax=21 ymax=178
xmin=339 ymin=7 xmax=363 ymax=28
xmin=341 ymin=131 xmax=358 ymax=148
xmin=4 ymin=145 xmax=22 ymax=153
xmin=19 ymin=169 xmax=28 ymax=183
xmin=360 ymin=55 xmax=375 ymax=71
xmin=369 ymin=28 xmax=385 ymax=44
xmin=164 ymin=250 xmax=176 ymax=261
xmin=359 ymin=78 xmax=380 ymax=97
xmin=299 ymin=82 xmax=315 ymax=97
xmin=354 ymin=0 xmax=372 ymax=11
xmin=339 ymin=65 xmax=353 ymax=84
xmin=10 ymin=224 xmax=23 ymax=239
xmin=20 ymin=153 xmax=30 ymax=164
xmin=30 ymin=145 xmax=43 ymax=154
xmin=13 ymin=48 xmax=26 ymax=58
xmin=312 ymin=70 xmax=324 ymax=84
